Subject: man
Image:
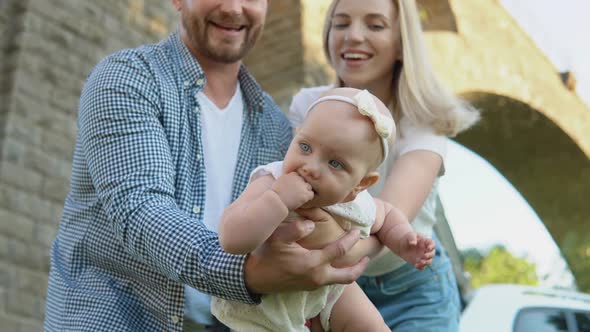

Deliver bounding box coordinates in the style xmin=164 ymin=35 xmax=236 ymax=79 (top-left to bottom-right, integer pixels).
xmin=44 ymin=1 xmax=368 ymax=331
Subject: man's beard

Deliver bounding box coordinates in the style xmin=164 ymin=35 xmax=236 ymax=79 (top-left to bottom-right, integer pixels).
xmin=182 ymin=11 xmax=262 ymax=63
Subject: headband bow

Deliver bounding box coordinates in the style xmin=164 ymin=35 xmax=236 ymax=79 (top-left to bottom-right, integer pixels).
xmin=305 ymin=90 xmax=395 ymax=162
xmin=353 ymin=89 xmax=394 ymax=140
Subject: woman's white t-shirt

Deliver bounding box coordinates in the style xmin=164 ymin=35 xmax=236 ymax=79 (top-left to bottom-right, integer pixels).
xmin=289 ymin=86 xmax=448 ymax=275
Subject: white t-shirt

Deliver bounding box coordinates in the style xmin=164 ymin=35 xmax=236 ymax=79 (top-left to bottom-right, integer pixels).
xmin=185 ymin=83 xmax=244 ymax=324
xmin=289 ymin=85 xmax=447 ymax=275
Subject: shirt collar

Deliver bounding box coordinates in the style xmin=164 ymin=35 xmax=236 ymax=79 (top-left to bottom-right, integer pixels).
xmin=169 ymin=28 xmax=265 ymax=112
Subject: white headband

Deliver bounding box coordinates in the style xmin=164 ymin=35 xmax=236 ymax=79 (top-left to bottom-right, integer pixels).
xmin=305 ymin=90 xmax=395 ymax=162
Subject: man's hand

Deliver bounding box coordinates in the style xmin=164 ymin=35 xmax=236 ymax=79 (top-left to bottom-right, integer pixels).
xmin=295 ymin=208 xmax=384 ymax=268
xmin=244 ymin=219 xmax=369 ymax=294
xmin=271 ymin=172 xmax=314 ymax=211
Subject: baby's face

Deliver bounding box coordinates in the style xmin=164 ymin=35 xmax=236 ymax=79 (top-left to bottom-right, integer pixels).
xmin=283 ymin=100 xmax=382 ymax=208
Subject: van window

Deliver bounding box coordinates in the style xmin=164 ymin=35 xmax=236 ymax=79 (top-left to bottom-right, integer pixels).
xmin=576 ymin=312 xmax=590 ymax=332
xmin=514 ymin=308 xmax=568 ymax=332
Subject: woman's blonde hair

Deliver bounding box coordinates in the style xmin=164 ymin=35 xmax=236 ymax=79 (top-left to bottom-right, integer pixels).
xmin=322 ymin=0 xmax=479 ymax=136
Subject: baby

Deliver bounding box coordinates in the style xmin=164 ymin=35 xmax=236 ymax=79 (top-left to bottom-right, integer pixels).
xmin=212 ymin=88 xmax=435 ymax=331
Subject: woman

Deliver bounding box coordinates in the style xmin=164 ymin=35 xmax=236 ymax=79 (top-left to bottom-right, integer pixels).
xmin=289 ymin=0 xmax=480 ymax=330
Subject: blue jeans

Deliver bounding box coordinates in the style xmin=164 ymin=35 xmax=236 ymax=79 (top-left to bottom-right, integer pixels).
xmin=357 ymin=235 xmax=461 ymax=331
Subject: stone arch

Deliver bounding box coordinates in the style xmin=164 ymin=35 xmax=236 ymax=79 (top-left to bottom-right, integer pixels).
xmin=0 ymin=1 xmax=178 ymax=329
xmin=422 ymin=0 xmax=590 ymax=158
xmin=417 ymin=0 xmax=457 ymax=33
xmin=454 ymin=92 xmax=590 ymax=290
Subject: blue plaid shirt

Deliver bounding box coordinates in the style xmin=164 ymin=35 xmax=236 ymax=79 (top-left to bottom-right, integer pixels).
xmin=44 ymin=31 xmax=292 ymax=331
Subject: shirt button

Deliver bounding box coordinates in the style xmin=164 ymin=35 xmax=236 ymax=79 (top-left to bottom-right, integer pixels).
xmin=171 ymin=315 xmax=180 ymax=324
xmin=194 ymin=107 xmax=200 ymax=113
xmin=183 ymin=81 xmax=190 ymax=87
xmin=196 ymin=78 xmax=204 ymax=86
xmin=193 ymin=206 xmax=201 ymax=214
xmin=196 ymin=154 xmax=202 ymax=160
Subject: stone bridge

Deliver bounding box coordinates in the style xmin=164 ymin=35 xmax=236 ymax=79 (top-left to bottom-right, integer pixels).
xmin=0 ymin=0 xmax=588 ymax=329
xmin=422 ymin=0 xmax=590 ymax=293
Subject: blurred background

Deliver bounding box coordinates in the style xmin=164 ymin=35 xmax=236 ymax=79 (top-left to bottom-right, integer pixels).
xmin=0 ymin=0 xmax=589 ymax=330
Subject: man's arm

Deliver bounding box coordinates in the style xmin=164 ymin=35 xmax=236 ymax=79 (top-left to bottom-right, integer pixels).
xmin=79 ymin=54 xmax=254 ymax=302
xmin=295 ymin=208 xmax=383 ymax=268
xmin=80 ymin=53 xmax=370 ymax=304
xmin=244 ymin=221 xmax=370 ymax=293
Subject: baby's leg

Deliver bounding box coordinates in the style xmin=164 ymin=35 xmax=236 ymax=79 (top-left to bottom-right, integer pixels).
xmin=327 ymin=282 xmax=389 ymax=332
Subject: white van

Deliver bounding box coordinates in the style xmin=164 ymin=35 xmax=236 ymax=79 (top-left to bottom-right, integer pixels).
xmin=460 ymin=284 xmax=590 ymax=332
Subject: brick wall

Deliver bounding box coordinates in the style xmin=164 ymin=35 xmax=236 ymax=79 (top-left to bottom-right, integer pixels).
xmin=0 ymin=1 xmax=177 ymax=330
xmin=244 ymin=0 xmax=304 ymax=110
xmin=244 ymin=0 xmax=335 ymax=110
xmin=0 ymin=0 xmax=28 ymax=149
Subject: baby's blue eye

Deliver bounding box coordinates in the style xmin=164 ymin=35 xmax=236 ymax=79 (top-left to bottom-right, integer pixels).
xmin=299 ymin=143 xmax=311 ymax=153
xmin=329 ymin=160 xmax=343 ymax=169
